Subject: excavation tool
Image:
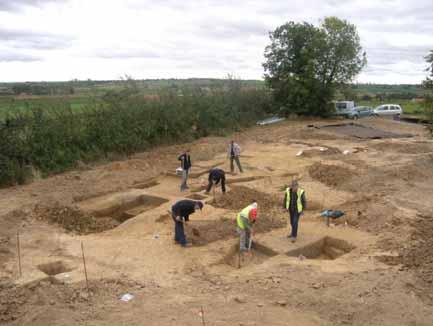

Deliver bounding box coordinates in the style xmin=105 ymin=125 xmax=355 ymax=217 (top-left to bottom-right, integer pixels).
xmin=248 ymin=230 xmax=253 ymax=250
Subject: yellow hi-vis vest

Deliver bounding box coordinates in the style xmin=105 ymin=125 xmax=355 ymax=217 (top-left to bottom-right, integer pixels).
xmin=237 ymin=204 xmax=255 ymax=230
xmin=285 ymin=188 xmax=305 ymax=213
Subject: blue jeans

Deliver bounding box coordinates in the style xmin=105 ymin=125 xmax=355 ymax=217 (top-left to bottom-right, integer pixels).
xmin=180 ymin=169 xmax=189 ymax=191
xmin=172 ymin=211 xmax=186 ymax=245
xmin=290 ymin=212 xmax=300 ymax=238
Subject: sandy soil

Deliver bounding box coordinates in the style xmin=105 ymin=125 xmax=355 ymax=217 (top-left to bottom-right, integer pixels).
xmin=1 ymin=117 xmax=433 ymax=325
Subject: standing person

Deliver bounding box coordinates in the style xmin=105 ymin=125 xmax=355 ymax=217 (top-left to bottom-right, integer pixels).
xmin=171 ymin=200 xmax=204 ymax=247
xmin=228 ymin=140 xmax=243 ymax=174
xmin=236 ymin=201 xmax=258 ymax=251
xmin=283 ymin=180 xmax=306 ymax=243
xmin=205 ymin=168 xmax=226 ymax=194
xmin=178 ymin=149 xmax=191 ymax=191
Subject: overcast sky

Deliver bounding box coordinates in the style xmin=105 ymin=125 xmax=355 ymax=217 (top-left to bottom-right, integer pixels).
xmin=0 ymin=0 xmax=432 ymax=83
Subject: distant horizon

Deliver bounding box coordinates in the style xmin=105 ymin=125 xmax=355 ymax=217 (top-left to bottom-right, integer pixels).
xmin=0 ymin=78 xmax=426 ymax=86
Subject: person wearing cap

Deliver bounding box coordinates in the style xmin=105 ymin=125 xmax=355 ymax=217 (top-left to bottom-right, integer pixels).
xmin=283 ymin=180 xmax=306 ymax=243
xmin=205 ymin=168 xmax=226 ymax=194
xmin=236 ymin=201 xmax=258 ymax=251
xmin=171 ymin=200 xmax=203 ymax=247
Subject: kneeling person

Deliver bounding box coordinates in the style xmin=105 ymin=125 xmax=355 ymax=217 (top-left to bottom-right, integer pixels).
xmin=171 ymin=200 xmax=203 ymax=247
xmin=206 ymin=168 xmax=226 ymax=194
xmin=236 ymin=201 xmax=258 ymax=251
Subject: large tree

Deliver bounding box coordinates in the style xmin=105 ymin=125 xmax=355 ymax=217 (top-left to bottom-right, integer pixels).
xmin=424 ymin=50 xmax=433 ymax=89
xmin=263 ymin=17 xmax=366 ymax=116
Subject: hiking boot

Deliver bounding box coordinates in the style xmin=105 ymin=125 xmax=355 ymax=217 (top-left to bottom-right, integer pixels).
xmin=291 ymin=237 xmax=297 ymax=243
xmin=181 ymin=242 xmax=193 ymax=248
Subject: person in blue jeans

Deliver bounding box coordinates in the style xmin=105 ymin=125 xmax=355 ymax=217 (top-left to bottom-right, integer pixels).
xmin=178 ymin=149 xmax=191 ymax=191
xmin=283 ymin=180 xmax=306 ymax=243
xmin=171 ymin=200 xmax=203 ymax=247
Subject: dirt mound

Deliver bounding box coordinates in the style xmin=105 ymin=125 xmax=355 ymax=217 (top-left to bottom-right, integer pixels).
xmin=388 ymin=156 xmax=433 ymax=182
xmin=209 ymin=185 xmax=280 ymax=212
xmin=332 ymin=195 xmax=397 ymax=234
xmin=308 ymin=163 xmax=354 ymax=188
xmin=0 ymin=210 xmax=27 ymax=269
xmin=399 ymin=213 xmax=433 ymax=303
xmin=0 ymin=277 xmax=144 ymax=325
xmin=34 ymin=205 xmax=119 ymax=235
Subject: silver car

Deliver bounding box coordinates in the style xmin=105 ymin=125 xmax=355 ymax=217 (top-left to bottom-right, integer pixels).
xmin=373 ymin=104 xmax=403 ymax=117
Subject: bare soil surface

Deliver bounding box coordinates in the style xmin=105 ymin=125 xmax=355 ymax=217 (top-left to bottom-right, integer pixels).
xmin=2 ymin=117 xmax=433 ymax=325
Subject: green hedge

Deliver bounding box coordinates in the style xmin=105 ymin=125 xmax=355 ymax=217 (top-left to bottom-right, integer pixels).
xmin=0 ymin=88 xmax=274 ymax=187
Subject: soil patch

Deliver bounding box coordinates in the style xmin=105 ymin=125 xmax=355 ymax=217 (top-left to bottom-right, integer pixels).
xmin=370 ymin=141 xmax=433 ymax=154
xmin=302 ymin=147 xmax=341 ymax=158
xmin=0 ymin=210 xmax=26 ymax=268
xmin=0 ymin=277 xmax=145 ymax=325
xmin=320 ymin=123 xmax=413 ymax=139
xmin=308 ymin=163 xmax=354 ymax=188
xmin=286 ymin=237 xmax=355 ymax=260
xmin=399 ymin=212 xmax=433 ymax=303
xmin=208 ymin=185 xmax=280 ymax=212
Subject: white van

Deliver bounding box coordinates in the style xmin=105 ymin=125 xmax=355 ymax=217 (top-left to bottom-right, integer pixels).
xmin=373 ymin=104 xmax=403 ymax=117
xmin=335 ymin=101 xmax=356 ymax=117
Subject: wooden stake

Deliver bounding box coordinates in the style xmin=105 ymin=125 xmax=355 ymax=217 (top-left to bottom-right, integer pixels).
xmin=238 ymin=250 xmax=241 ymax=269
xmin=200 ymin=306 xmax=206 ymax=326
xmin=16 ymin=231 xmax=22 ymax=278
xmin=81 ymin=241 xmax=90 ymax=297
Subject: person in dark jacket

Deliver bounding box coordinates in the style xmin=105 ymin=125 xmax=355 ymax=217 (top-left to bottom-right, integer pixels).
xmin=171 ymin=200 xmax=203 ymax=247
xmin=283 ymin=180 xmax=306 ymax=243
xmin=205 ymin=168 xmax=226 ymax=194
xmin=178 ymin=149 xmax=192 ymax=191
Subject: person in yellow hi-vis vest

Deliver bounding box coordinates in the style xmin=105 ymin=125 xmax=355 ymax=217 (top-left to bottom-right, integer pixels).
xmin=283 ymin=180 xmax=306 ymax=243
xmin=236 ymin=201 xmax=258 ymax=251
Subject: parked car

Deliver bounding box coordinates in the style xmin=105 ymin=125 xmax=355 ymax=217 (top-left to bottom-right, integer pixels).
xmin=334 ymin=101 xmax=372 ymax=119
xmin=373 ymin=104 xmax=403 ymax=117
xmin=350 ymin=106 xmax=374 ymax=120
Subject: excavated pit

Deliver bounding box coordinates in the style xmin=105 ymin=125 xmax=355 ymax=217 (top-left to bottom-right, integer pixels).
xmin=223 ymin=243 xmax=278 ymax=269
xmin=118 ymin=195 xmax=169 ymax=222
xmin=37 ymin=261 xmax=74 ymax=276
xmin=78 ymin=191 xmax=169 ymax=223
xmin=286 ymin=237 xmax=355 ymax=260
xmin=133 ymin=179 xmax=160 ymax=189
xmin=190 ymin=176 xmax=266 ymax=193
xmin=186 ymin=194 xmax=208 ymax=200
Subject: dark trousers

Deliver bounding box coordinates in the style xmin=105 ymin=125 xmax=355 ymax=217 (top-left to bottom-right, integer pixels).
xmin=206 ymin=179 xmax=226 ymax=193
xmin=172 ymin=212 xmax=186 ymax=245
xmin=230 ymin=156 xmax=243 ymax=173
xmin=289 ymin=211 xmax=300 ymax=238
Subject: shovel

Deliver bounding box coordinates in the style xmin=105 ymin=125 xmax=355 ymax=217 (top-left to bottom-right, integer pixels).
xmin=248 ymin=230 xmax=253 ymax=250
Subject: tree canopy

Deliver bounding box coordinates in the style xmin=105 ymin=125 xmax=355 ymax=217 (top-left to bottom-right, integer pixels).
xmin=424 ymin=50 xmax=433 ymax=89
xmin=263 ymin=17 xmax=366 ymax=116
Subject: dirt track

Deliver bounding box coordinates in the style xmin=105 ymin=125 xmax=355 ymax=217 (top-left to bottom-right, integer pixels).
xmin=1 ymin=117 xmax=433 ymax=325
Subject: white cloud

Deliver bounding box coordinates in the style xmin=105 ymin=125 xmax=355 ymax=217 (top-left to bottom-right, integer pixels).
xmin=0 ymin=0 xmax=432 ymax=83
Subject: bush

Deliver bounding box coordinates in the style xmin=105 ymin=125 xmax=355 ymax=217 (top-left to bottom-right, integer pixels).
xmin=0 ymin=87 xmax=274 ymax=187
